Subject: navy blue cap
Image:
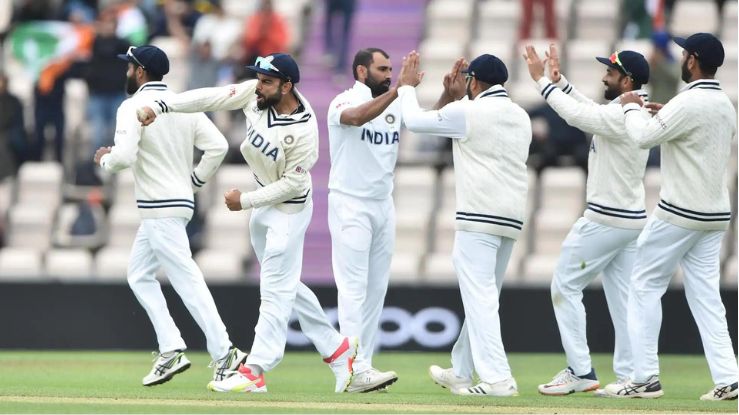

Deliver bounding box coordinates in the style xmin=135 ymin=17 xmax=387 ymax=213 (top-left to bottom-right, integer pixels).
xmin=462 ymin=54 xmax=508 ymax=85
xmin=674 ymin=32 xmax=724 ymax=67
xmin=247 ymin=53 xmax=300 ymax=83
xmin=117 ymin=45 xmax=170 ymax=77
xmin=596 ymin=50 xmax=650 ymax=84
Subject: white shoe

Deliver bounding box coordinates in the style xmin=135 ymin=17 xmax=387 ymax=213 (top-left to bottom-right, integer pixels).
xmin=603 ymin=375 xmax=664 ymax=398
xmin=207 ymin=364 xmax=267 ymax=393
xmin=429 ymin=365 xmax=473 ymax=391
xmin=209 ymin=347 xmax=248 ymax=382
xmin=538 ymin=367 xmax=600 ymax=395
xmin=594 ymin=377 xmax=630 ymax=397
xmin=347 ymin=368 xmax=399 ymax=393
xmin=454 ymin=378 xmax=519 ymax=397
xmin=142 ymin=350 xmax=191 ymax=386
xmin=700 ymin=382 xmax=738 ymax=400
xmin=325 ymin=336 xmax=359 ymax=392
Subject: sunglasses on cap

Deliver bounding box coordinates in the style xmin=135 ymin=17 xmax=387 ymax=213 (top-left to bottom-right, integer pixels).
xmin=255 ymin=56 xmax=290 ymax=81
xmin=127 ymin=46 xmax=146 ymax=69
xmin=609 ymin=52 xmax=633 ymax=79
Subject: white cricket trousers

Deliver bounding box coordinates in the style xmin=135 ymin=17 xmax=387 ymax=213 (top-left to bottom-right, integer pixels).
xmin=450 ymin=230 xmax=514 ymax=384
xmin=628 ymin=217 xmax=738 ymax=386
xmin=128 ymin=217 xmax=231 ymax=361
xmin=246 ymin=200 xmax=345 ymax=372
xmin=328 ymin=190 xmax=395 ymax=374
xmin=551 ymin=217 xmax=640 ymax=380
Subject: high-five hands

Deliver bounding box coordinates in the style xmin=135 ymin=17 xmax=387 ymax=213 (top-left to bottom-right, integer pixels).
xmin=523 ymin=45 xmax=546 ymax=82
xmin=398 ymin=51 xmax=425 ymax=88
xmin=443 ymin=57 xmax=468 ymax=101
xmin=544 ymin=44 xmax=561 ymax=83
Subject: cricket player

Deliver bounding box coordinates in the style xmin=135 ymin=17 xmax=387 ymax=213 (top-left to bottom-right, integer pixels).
xmin=523 ymin=45 xmax=651 ymax=395
xmin=94 ymin=45 xmax=247 ymax=387
xmin=605 ymin=33 xmax=738 ymax=400
xmin=397 ymin=51 xmax=531 ymax=396
xmin=136 ymin=53 xmax=357 ymax=393
xmin=326 ymin=47 xmax=401 ymax=392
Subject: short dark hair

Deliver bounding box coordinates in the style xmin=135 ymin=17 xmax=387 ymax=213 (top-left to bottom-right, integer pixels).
xmin=352 ymin=48 xmax=389 ymax=80
xmin=696 ymin=57 xmax=718 ymax=76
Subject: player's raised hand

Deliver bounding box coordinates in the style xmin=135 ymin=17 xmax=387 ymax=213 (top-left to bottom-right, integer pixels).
xmin=523 ymin=45 xmax=546 ymax=81
xmin=443 ymin=57 xmax=467 ymax=100
xmin=137 ymin=106 xmax=157 ymax=126
xmin=544 ymin=43 xmax=561 ymax=83
xmin=93 ymin=146 xmax=111 ymax=165
xmin=224 ymin=188 xmax=242 ymax=211
xmin=399 ymin=51 xmax=424 ymax=87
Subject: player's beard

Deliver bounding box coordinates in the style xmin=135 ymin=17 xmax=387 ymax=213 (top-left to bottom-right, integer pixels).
xmin=366 ymin=75 xmax=390 ymax=97
xmin=680 ymin=59 xmax=692 ymax=83
xmin=603 ymin=80 xmax=621 ymax=101
xmin=256 ymin=90 xmax=282 ymax=110
xmin=126 ymin=73 xmax=139 ymax=95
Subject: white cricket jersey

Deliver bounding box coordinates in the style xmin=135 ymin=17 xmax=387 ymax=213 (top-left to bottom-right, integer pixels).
xmin=622 ymin=79 xmax=735 ymax=231
xmin=536 ymin=76 xmax=650 ymax=229
xmin=101 ymin=81 xmax=228 ymax=220
xmin=148 ymin=79 xmax=319 ymax=214
xmin=327 ymin=81 xmax=402 ymax=199
xmin=398 ymin=84 xmax=531 ymax=240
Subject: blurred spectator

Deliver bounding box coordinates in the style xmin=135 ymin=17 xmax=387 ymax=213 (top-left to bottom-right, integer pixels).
xmin=324 ymin=0 xmax=356 ymax=76
xmin=527 ymin=103 xmax=589 ymax=174
xmin=664 ymin=0 xmax=729 ymax=37
xmin=240 ymin=0 xmax=288 ymax=76
xmin=519 ymin=0 xmax=558 ymax=40
xmin=85 ymin=9 xmax=129 ymax=155
xmin=112 ymin=0 xmax=148 ymax=45
xmin=0 ymin=72 xmax=25 ymax=179
xmin=148 ymin=0 xmax=201 ymax=42
xmin=621 ymin=0 xmax=652 ymax=39
xmin=14 ymin=0 xmax=63 ymax=21
xmin=647 ymin=30 xmax=680 ymax=105
xmin=190 ymin=0 xmax=241 ymax=86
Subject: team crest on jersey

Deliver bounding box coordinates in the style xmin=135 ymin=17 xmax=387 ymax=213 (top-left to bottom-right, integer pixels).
xmin=283 ymin=135 xmax=294 ymax=145
xmin=385 ymin=114 xmax=395 ymax=124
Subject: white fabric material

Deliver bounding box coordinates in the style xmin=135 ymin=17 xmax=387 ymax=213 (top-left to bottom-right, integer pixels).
xmin=191 ymin=14 xmax=242 ymax=61
xmin=627 ymin=217 xmax=738 ymax=385
xmin=245 ymin=201 xmax=344 ymax=372
xmin=328 ymin=190 xmax=395 ymax=373
xmin=398 ymin=85 xmax=531 ymax=239
xmin=622 ymin=79 xmax=735 ymax=231
xmin=149 ymin=80 xmax=318 ymax=213
xmin=536 ymin=76 xmax=649 ymax=229
xmin=102 ymin=82 xmax=228 ymax=219
xmin=127 ymin=217 xmax=231 ymax=360
xmin=327 ymin=81 xmax=403 ymax=199
xmin=450 ymin=231 xmax=514 ymax=384
xmin=551 ymin=217 xmax=640 ymax=379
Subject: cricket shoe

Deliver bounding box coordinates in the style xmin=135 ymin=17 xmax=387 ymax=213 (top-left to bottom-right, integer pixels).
xmin=700 ymin=382 xmax=738 ymax=401
xmin=594 ymin=377 xmax=630 ymax=397
xmin=347 ymin=368 xmax=399 ymax=393
xmin=324 ymin=336 xmax=359 ymax=392
xmin=538 ymin=367 xmax=599 ymax=395
xmin=209 ymin=346 xmax=248 ymax=382
xmin=428 ymin=365 xmax=473 ymax=391
xmin=142 ymin=350 xmax=191 ymax=386
xmin=207 ymin=364 xmax=267 ymax=393
xmin=603 ymin=375 xmax=664 ymax=398
xmin=454 ymin=378 xmax=519 ymax=397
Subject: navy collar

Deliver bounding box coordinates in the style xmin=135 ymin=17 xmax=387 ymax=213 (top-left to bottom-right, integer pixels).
xmin=136 ymin=82 xmax=168 ymax=94
xmin=477 ymin=85 xmax=508 ymax=99
xmin=682 ymin=79 xmax=721 ymax=92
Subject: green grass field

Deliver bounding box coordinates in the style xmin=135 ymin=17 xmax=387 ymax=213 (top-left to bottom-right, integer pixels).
xmin=0 ymin=351 xmax=736 ymax=414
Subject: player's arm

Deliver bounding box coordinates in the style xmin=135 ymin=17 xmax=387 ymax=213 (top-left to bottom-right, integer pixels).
xmin=336 ymin=87 xmax=399 ymax=127
xmin=536 ymin=77 xmax=632 ymax=138
xmin=622 ymin=93 xmax=690 ymax=149
xmin=191 ymin=113 xmax=228 ymax=193
xmin=525 ymin=45 xmax=596 ymax=106
xmin=397 ymin=85 xmax=466 ymax=139
xmin=553 ymin=75 xmax=597 ymax=105
xmin=138 ymin=80 xmax=258 ymax=124
xmin=97 ymin=103 xmax=143 ymax=172
xmin=237 ymin=126 xmax=318 ymax=210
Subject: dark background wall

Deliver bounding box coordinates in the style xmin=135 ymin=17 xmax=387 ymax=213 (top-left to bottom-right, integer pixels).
xmin=0 ymin=283 xmax=735 ymax=354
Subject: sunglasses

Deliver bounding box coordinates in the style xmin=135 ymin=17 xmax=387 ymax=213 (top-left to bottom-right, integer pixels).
xmin=609 ymin=52 xmax=633 ymax=79
xmin=127 ymin=46 xmax=145 ymax=69
xmin=255 ymin=56 xmax=290 ymax=81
